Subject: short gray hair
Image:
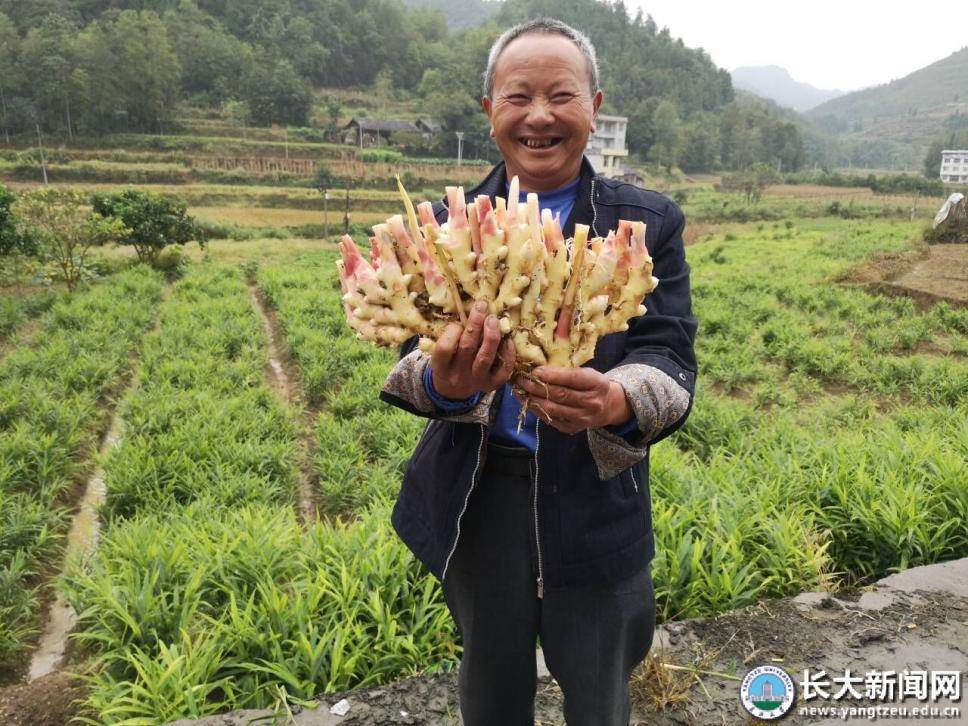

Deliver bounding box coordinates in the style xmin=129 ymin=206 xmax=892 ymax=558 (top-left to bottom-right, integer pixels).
xmin=482 ymin=18 xmax=599 ymax=99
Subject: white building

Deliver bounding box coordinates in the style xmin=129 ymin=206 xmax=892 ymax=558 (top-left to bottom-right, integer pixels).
xmin=585 ymin=114 xmax=629 ymax=177
xmin=940 ymin=150 xmax=968 ymax=184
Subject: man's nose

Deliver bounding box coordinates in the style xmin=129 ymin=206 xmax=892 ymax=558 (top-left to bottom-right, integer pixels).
xmin=525 ymin=98 xmax=555 ymax=126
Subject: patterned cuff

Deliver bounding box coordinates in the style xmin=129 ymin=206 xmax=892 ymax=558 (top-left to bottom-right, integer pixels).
xmin=381 ymin=349 xmax=495 ymax=424
xmin=586 ymin=364 xmax=691 ymax=479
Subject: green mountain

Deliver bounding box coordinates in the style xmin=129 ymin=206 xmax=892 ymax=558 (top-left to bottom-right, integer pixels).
xmin=401 ymin=0 xmax=502 ymax=30
xmin=806 ymin=47 xmax=968 ymax=146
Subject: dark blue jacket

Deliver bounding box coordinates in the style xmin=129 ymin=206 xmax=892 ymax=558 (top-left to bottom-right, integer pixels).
xmin=379 ymin=157 xmax=698 ymax=592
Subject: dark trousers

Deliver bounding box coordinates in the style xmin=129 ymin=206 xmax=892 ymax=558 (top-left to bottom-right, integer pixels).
xmin=441 ymin=443 xmax=656 ymax=726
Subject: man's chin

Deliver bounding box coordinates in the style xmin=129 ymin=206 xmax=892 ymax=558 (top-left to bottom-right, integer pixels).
xmin=508 ymin=151 xmax=576 ymax=185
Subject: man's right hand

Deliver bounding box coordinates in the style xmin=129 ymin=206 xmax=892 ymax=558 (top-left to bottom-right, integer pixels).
xmin=431 ymin=299 xmax=516 ymax=400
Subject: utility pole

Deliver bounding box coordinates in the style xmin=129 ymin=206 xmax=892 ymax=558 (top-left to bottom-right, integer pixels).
xmin=456 ymin=131 xmax=465 ymax=166
xmin=323 ymin=189 xmax=329 ymax=239
xmin=343 ymin=184 xmax=351 ymax=234
xmin=36 ymin=124 xmax=48 ymax=186
xmin=284 ymin=127 xmax=289 ymax=160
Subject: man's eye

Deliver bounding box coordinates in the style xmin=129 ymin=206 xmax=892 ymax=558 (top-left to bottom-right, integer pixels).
xmin=552 ymin=93 xmax=576 ymax=103
xmin=507 ymin=94 xmax=530 ymax=103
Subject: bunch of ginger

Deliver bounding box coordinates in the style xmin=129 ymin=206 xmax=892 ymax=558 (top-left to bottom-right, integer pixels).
xmin=337 ymin=177 xmax=658 ymax=369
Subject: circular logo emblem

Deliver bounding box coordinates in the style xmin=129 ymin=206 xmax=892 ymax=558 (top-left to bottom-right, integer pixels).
xmin=740 ymin=665 xmax=796 ymax=720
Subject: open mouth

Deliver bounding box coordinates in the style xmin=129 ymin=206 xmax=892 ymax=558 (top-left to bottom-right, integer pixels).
xmin=519 ymin=137 xmax=563 ymax=150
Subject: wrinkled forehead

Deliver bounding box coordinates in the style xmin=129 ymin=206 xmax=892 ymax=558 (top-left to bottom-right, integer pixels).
xmin=492 ymin=33 xmax=592 ymax=91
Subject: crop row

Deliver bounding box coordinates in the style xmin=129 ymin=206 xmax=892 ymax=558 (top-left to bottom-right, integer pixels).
xmin=64 ymin=263 xmax=454 ymax=721
xmin=690 ymin=219 xmax=967 ymax=406
xmin=258 ymin=254 xmax=424 ymax=515
xmin=0 ymin=267 xmax=164 ymax=670
xmin=0 ymin=288 xmax=61 ymax=342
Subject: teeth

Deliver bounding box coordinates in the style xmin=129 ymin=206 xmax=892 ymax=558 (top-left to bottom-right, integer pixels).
xmin=524 ymin=139 xmax=554 ymax=148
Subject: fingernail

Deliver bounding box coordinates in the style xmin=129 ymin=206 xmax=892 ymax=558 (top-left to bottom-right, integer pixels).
xmin=486 ymin=315 xmax=497 ymax=329
xmin=475 ymin=300 xmax=488 ymax=313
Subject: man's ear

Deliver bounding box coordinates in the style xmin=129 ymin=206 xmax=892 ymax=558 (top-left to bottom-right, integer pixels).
xmin=481 ymin=96 xmax=495 ymax=137
xmin=590 ymin=89 xmax=604 ymax=133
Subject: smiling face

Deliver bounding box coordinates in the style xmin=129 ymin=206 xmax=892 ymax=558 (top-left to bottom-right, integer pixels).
xmin=483 ymin=33 xmax=603 ymax=193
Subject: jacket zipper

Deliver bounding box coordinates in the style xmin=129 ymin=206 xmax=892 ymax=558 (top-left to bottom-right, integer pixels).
xmin=533 ymin=419 xmax=544 ymax=598
xmin=630 ymin=466 xmax=639 ymax=493
xmin=440 ymin=423 xmax=487 ymax=584
xmin=589 ymin=178 xmax=599 ymax=236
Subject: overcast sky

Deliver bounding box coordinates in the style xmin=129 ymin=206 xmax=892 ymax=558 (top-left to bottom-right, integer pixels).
xmin=627 ymin=1 xmax=968 ymax=91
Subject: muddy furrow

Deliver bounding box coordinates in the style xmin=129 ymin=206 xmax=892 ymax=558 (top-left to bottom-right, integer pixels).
xmin=26 ymin=410 xmax=123 ymax=681
xmin=248 ymin=284 xmax=320 ymax=524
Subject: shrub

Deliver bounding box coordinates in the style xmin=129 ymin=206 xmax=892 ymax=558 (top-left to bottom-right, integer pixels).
xmin=15 ymin=189 xmax=127 ymax=291
xmin=359 ymin=148 xmax=403 ymax=163
xmin=92 ymin=189 xmax=205 ymax=267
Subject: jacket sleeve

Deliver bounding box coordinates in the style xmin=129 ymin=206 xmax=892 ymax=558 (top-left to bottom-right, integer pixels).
xmin=378 ymin=335 xmax=494 ymax=425
xmin=587 ymin=201 xmax=698 ymax=478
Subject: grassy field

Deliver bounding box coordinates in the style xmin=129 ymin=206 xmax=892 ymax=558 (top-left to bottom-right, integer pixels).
xmin=0 ymin=132 xmax=965 ymax=720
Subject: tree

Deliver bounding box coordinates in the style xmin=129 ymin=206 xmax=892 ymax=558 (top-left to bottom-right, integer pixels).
xmin=679 ymin=117 xmax=719 ymax=172
xmin=15 ymin=189 xmax=127 ymax=290
xmin=0 ymin=12 xmax=19 ymax=143
xmin=649 ymin=100 xmax=682 ymax=171
xmin=242 ymin=58 xmax=312 ymax=126
xmin=0 ymin=183 xmax=25 ymax=255
xmin=720 ymin=162 xmax=782 ymax=203
xmin=19 ymin=14 xmax=81 ymax=137
xmin=91 ymin=189 xmax=203 ymax=267
xmin=163 ymin=1 xmax=254 ymax=104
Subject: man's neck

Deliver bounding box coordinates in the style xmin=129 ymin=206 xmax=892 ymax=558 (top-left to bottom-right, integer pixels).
xmin=505 ymin=161 xmax=583 ymax=193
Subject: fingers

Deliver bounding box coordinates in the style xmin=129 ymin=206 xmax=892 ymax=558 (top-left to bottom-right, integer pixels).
xmin=534 ymin=365 xmax=602 ymax=391
xmin=471 ymin=315 xmax=502 ymax=378
xmin=525 ymin=397 xmax=587 ymax=434
xmin=458 ymin=300 xmax=489 ymax=361
xmin=432 ymin=323 xmax=463 ymax=369
xmin=488 ymin=337 xmax=516 ymax=386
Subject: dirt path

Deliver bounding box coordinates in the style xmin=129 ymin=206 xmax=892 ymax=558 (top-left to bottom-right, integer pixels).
xmin=25 ymin=410 xmax=122 ymax=681
xmin=163 ymin=557 xmax=968 ymax=726
xmin=247 ymin=283 xmax=320 ymax=523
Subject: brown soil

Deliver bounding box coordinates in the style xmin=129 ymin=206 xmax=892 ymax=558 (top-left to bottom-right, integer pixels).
xmin=883 ymin=243 xmax=968 ymax=308
xmin=837 ymin=243 xmax=968 ymax=310
xmin=682 ymin=222 xmax=711 ymax=246
xmin=0 ymin=672 xmax=92 ymax=726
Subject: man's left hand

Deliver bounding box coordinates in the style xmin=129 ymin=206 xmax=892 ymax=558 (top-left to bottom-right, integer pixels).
xmin=514 ymin=367 xmax=634 ymax=435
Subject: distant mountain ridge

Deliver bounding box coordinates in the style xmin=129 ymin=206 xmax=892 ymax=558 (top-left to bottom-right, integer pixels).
xmin=806 ymin=47 xmax=968 ymax=126
xmin=802 ymin=46 xmax=968 ymax=170
xmin=731 ymin=66 xmax=845 ymax=112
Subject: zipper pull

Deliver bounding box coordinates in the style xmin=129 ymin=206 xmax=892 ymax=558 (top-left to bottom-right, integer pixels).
xmin=537 ymin=577 xmax=544 ymax=599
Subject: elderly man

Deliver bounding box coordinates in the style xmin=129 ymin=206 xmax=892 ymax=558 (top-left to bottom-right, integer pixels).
xmin=379 ymin=17 xmax=697 ymax=726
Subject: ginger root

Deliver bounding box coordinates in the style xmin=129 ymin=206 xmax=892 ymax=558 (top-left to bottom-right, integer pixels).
xmin=337 ymin=176 xmax=659 ymax=371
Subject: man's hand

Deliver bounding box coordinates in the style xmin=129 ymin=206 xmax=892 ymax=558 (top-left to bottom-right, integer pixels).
xmin=431 ymin=299 xmax=516 ymax=400
xmin=515 ymin=366 xmax=634 ymax=435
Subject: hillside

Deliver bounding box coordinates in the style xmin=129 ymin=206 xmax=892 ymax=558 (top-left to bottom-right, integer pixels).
xmin=732 ymin=65 xmax=844 ymax=112
xmin=806 ymin=47 xmax=968 ymax=144
xmin=401 ymin=0 xmax=502 ymax=29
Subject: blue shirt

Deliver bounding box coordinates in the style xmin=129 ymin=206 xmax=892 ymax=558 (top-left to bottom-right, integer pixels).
xmin=424 ymin=177 xmax=637 ymax=449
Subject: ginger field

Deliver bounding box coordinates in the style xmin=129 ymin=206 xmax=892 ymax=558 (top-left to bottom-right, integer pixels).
xmin=1 ymin=181 xmax=966 ymax=721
